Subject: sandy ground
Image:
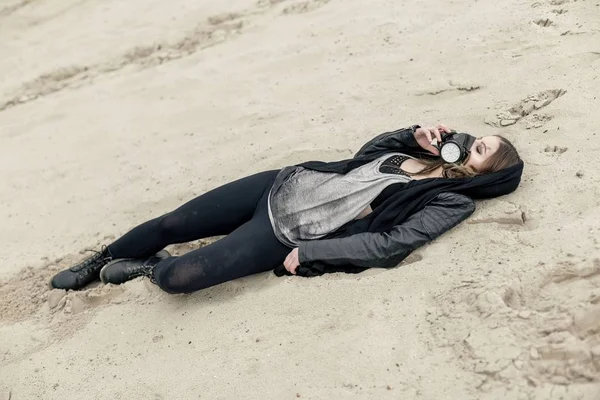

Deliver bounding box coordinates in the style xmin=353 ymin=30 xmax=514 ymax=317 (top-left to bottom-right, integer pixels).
xmin=1 ymin=0 xmax=600 ymax=398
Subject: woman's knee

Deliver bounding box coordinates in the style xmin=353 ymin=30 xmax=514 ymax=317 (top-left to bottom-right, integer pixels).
xmin=156 ymin=213 xmax=186 ymax=239
xmin=153 ymin=258 xmax=206 ymax=294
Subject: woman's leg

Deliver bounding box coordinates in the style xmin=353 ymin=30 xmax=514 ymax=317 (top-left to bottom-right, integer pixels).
xmin=107 ymin=170 xmax=280 ymax=259
xmin=50 ymin=169 xmax=280 ymax=290
xmin=151 ymin=190 xmax=290 ymax=294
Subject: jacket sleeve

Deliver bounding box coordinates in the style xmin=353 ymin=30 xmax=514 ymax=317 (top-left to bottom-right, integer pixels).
xmin=354 ymin=125 xmax=422 ymax=159
xmin=297 ymin=192 xmax=475 ymax=269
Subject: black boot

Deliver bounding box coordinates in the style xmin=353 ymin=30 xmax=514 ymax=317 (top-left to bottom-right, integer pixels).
xmin=50 ymin=245 xmax=114 ymax=290
xmin=99 ymin=250 xmax=171 ymax=285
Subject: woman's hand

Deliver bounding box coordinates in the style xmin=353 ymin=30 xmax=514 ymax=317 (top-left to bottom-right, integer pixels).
xmin=284 ymin=248 xmax=301 ymax=275
xmin=414 ymin=124 xmax=452 ymax=155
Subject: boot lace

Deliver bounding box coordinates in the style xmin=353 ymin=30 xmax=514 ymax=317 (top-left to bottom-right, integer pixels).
xmin=69 ymin=245 xmax=113 ymax=272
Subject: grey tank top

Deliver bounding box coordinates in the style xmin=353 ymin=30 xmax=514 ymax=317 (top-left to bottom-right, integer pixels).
xmin=268 ymin=153 xmax=414 ymax=247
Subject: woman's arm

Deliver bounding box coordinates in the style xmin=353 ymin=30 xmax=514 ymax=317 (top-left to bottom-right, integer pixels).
xmin=354 ymin=124 xmax=449 ymax=159
xmin=354 ymin=125 xmax=421 ymax=158
xmin=297 ymin=192 xmax=475 ymax=269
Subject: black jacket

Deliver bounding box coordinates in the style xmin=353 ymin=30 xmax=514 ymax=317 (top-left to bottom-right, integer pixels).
xmin=274 ymin=125 xmax=477 ymax=276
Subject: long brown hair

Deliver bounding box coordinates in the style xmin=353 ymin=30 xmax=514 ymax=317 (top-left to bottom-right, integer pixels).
xmin=411 ymin=135 xmax=521 ymax=179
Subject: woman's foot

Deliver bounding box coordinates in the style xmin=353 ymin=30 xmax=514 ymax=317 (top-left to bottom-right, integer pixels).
xmin=50 ymin=246 xmax=113 ymax=290
xmin=100 ymin=250 xmax=171 ymax=285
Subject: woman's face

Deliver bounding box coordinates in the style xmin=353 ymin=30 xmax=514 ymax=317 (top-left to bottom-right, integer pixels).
xmin=465 ymin=135 xmax=501 ymax=172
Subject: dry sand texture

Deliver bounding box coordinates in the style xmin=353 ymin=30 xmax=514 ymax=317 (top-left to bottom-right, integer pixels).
xmin=1 ymin=0 xmax=600 ymax=398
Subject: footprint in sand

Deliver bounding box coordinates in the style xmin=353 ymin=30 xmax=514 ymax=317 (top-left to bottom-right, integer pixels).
xmin=543 ymin=145 xmax=568 ymax=154
xmin=528 ymin=258 xmax=600 ymax=384
xmin=533 ymin=18 xmax=553 ymax=27
xmin=525 ymin=113 xmax=553 ymax=129
xmin=484 ymin=89 xmax=566 ymax=127
xmin=439 ymin=257 xmax=600 ymax=387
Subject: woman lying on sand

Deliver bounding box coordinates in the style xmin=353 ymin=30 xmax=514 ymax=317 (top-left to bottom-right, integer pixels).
xmin=50 ymin=124 xmax=523 ymax=293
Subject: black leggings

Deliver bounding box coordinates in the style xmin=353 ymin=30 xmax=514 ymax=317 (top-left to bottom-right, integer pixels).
xmin=107 ymin=170 xmax=291 ymax=294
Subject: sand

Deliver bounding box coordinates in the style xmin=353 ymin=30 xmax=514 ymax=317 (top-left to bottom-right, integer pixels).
xmin=1 ymin=0 xmax=600 ymax=398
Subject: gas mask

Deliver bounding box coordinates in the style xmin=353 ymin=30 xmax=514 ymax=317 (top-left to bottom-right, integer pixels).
xmin=435 ymin=131 xmax=477 ymax=165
